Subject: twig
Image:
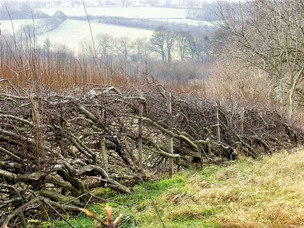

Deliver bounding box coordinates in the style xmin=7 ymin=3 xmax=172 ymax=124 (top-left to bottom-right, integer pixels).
xmin=43 ymin=199 xmax=76 ymax=228
xmin=2 ymin=197 xmax=40 ymax=226
xmin=140 ymin=177 xmax=166 ymax=228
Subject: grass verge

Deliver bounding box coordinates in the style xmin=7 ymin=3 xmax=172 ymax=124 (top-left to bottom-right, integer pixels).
xmin=52 ymin=148 xmax=304 ymax=227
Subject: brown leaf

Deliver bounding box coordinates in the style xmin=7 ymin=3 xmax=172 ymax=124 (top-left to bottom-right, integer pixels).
xmin=104 ymin=205 xmax=112 ymax=224
xmin=79 ymin=208 xmax=95 ymax=218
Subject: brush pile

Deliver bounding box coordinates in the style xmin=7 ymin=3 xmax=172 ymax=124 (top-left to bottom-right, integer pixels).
xmin=1 ymin=78 xmax=303 ymax=226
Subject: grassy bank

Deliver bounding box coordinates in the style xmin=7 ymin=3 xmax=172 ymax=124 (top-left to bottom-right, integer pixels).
xmin=53 ymin=148 xmax=304 ymax=227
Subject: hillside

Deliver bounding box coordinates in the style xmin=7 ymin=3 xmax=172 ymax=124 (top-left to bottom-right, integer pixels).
xmin=35 ymin=19 xmax=153 ymax=54
xmin=57 ymin=148 xmax=304 ymax=227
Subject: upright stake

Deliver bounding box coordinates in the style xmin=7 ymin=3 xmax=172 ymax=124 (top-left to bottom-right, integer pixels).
xmin=31 ymin=97 xmax=44 ymax=169
xmin=216 ymin=101 xmax=223 ymax=163
xmin=167 ymin=92 xmax=174 ymax=177
xmin=100 ymin=137 xmax=108 ymax=173
xmin=216 ymin=101 xmax=221 ymax=142
xmin=138 ymin=96 xmax=145 ymax=170
xmin=240 ymin=107 xmax=245 ymax=135
xmin=100 ymin=109 xmax=108 ymax=172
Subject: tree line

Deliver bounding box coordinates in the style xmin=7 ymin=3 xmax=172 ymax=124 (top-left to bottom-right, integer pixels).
xmin=89 ymin=26 xmax=214 ymax=64
xmin=149 ymin=26 xmax=213 ymax=63
xmin=72 ymin=15 xmax=213 ymax=33
xmin=85 ymin=26 xmax=215 ymax=81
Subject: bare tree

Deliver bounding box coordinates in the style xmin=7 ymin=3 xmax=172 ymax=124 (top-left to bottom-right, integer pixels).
xmin=96 ymin=33 xmax=113 ymax=61
xmin=150 ymin=27 xmax=175 ymax=63
xmin=218 ymin=0 xmax=304 ymax=117
xmin=115 ymin=36 xmax=133 ymax=62
xmin=150 ymin=26 xmax=167 ymax=61
xmin=188 ymin=31 xmax=212 ymax=62
xmin=132 ymin=37 xmax=150 ymax=62
xmin=165 ymin=30 xmax=174 ymax=63
xmin=175 ymin=31 xmax=193 ymax=60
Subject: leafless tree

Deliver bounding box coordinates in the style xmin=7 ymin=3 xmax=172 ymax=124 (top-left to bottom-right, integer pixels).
xmin=218 ymin=0 xmax=304 ymax=117
xmin=132 ymin=37 xmax=150 ymax=62
xmin=150 ymin=27 xmax=175 ymax=63
xmin=115 ymin=37 xmax=133 ymax=62
xmin=164 ymin=30 xmax=174 ymax=63
xmin=150 ymin=26 xmax=168 ymax=61
xmin=96 ymin=33 xmax=114 ymax=61
xmin=175 ymin=31 xmax=193 ymax=60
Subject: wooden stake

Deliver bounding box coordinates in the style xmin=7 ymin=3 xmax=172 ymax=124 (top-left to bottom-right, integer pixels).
xmin=138 ymin=96 xmax=145 ymax=169
xmin=100 ymin=137 xmax=108 ymax=172
xmin=167 ymin=92 xmax=174 ymax=177
xmin=216 ymin=101 xmax=221 ymax=142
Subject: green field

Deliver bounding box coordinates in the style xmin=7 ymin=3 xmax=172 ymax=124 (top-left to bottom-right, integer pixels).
xmin=35 ymin=19 xmax=153 ymax=54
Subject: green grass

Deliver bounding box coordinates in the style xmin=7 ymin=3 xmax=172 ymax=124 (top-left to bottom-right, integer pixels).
xmin=51 ymin=148 xmax=304 ymax=227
